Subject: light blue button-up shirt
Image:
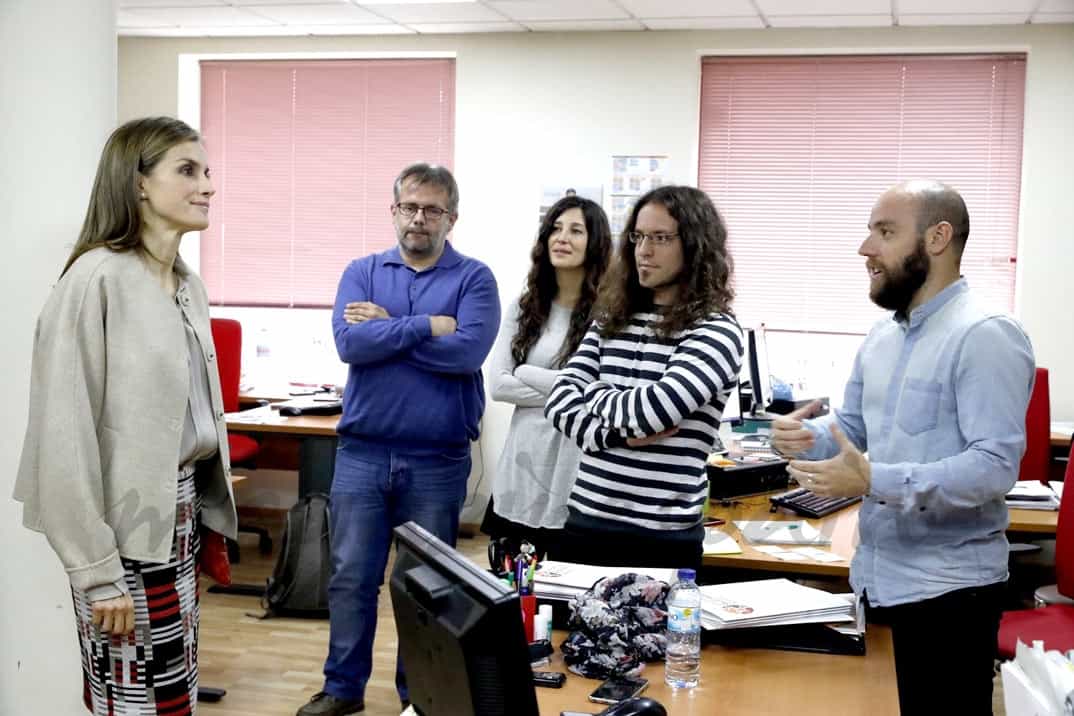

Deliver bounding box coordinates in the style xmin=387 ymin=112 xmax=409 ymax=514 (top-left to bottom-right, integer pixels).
xmin=801 ymin=279 xmax=1035 ymax=607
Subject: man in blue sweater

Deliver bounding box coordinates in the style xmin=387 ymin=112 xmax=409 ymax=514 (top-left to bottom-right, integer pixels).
xmin=298 ymin=164 xmax=500 ymax=716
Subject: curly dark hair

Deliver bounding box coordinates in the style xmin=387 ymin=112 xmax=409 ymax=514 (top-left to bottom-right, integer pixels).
xmin=595 ymin=185 xmax=734 ymax=338
xmin=511 ymin=196 xmax=612 ymax=367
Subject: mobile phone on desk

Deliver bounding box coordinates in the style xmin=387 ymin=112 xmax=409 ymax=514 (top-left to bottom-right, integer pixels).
xmin=533 ymin=670 xmax=566 ymax=688
xmin=588 ymin=676 xmax=648 ymax=704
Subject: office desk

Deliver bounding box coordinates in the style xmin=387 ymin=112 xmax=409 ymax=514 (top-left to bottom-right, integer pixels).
xmin=703 ymin=495 xmax=856 ymax=577
xmin=537 ymin=627 xmax=898 ymax=715
xmin=1054 ymin=430 xmax=1071 ymax=449
xmin=226 ymin=406 xmax=338 ymax=497
xmin=703 ymin=493 xmax=1059 ymax=577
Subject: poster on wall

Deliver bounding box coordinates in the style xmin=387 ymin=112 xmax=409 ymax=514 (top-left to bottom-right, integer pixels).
xmin=608 ymin=155 xmax=668 ymax=236
xmin=539 ymin=185 xmax=603 ymax=226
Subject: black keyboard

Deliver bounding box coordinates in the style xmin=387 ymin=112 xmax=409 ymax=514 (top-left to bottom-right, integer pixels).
xmin=769 ymin=488 xmax=862 ymax=519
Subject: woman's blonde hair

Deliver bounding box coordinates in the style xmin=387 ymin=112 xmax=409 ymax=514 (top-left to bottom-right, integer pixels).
xmin=62 ymin=116 xmax=201 ymax=276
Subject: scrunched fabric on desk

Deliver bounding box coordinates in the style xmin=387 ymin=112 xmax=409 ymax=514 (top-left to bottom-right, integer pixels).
xmin=559 ymin=573 xmax=669 ymax=679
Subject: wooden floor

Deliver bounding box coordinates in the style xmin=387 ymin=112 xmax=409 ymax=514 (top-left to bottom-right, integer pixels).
xmin=198 ymin=514 xmax=489 ymax=716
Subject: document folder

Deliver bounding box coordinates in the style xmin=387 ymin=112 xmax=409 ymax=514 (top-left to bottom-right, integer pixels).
xmin=703 ymin=621 xmax=865 ymax=656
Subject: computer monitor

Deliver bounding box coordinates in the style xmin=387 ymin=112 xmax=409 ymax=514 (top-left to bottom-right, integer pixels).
xmin=745 ymin=325 xmax=773 ymax=416
xmin=390 ymin=522 xmax=539 ymax=716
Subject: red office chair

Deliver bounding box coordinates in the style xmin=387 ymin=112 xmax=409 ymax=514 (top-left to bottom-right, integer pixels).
xmin=1019 ymin=367 xmax=1050 ymax=482
xmin=998 ymin=440 xmax=1074 ymax=659
xmin=210 ymin=318 xmax=260 ymax=464
xmin=209 ymin=318 xmax=271 ymax=557
xmin=1009 ymin=368 xmax=1054 ymax=560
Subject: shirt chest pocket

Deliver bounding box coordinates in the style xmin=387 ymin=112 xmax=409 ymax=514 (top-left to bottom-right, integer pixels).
xmin=896 ymin=378 xmax=943 ymax=436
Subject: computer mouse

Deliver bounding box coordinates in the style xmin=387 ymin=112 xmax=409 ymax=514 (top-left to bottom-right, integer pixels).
xmin=598 ymin=697 xmax=668 ymax=716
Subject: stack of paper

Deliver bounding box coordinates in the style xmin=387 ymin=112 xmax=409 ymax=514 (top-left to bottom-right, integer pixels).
xmin=1006 ymin=481 xmax=1060 ymax=510
xmin=699 ymin=578 xmax=853 ymax=630
xmin=532 ymin=561 xmax=677 ymax=601
xmin=733 ymin=520 xmax=832 ymax=546
xmin=702 ymin=528 xmax=742 ymax=555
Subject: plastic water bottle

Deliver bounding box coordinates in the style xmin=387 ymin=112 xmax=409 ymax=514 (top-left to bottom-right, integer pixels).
xmin=665 ymin=568 xmax=702 ymax=689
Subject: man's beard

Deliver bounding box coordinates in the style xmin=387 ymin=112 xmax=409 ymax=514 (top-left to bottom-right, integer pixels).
xmin=871 ymin=237 xmax=929 ymax=314
xmin=398 ymin=228 xmax=443 ymax=256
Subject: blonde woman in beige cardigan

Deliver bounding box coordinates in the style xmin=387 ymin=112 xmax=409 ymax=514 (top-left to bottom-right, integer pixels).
xmin=14 ymin=117 xmax=238 ymax=715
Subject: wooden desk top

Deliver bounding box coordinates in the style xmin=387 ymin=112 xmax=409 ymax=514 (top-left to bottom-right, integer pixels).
xmin=703 ymin=494 xmax=857 ymax=577
xmin=1054 ymin=430 xmax=1071 ymax=449
xmin=225 ymin=405 xmax=339 ymax=437
xmin=538 ymin=627 xmax=897 ymax=715
xmin=703 ymin=492 xmax=1058 ymax=576
xmin=1009 ymin=506 xmax=1061 ymax=534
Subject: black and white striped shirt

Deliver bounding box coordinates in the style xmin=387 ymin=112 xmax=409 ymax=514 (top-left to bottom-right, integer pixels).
xmin=545 ymin=311 xmax=744 ymax=531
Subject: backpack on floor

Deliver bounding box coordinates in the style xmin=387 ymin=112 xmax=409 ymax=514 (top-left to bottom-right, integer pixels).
xmin=262 ymin=493 xmax=332 ymax=618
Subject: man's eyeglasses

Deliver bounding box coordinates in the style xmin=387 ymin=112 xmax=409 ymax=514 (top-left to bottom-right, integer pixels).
xmin=394 ymin=203 xmax=450 ymax=221
xmin=627 ymin=232 xmax=679 ymax=246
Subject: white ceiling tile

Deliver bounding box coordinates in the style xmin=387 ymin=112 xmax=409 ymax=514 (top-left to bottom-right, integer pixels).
xmin=1031 ymin=11 xmax=1074 ymax=22
xmin=304 ymin=23 xmax=416 ymax=33
xmin=369 ymin=3 xmax=506 ymax=22
xmin=617 ymin=0 xmax=757 ymax=18
xmin=898 ymin=12 xmax=1030 ymax=24
xmin=123 ymin=5 xmax=279 ymax=25
xmin=897 ymin=0 xmax=1035 ymax=13
xmin=409 ymin=21 xmax=526 ymax=31
xmin=229 ymin=0 xmax=354 ymax=5
xmin=117 ymin=9 xmax=177 ymax=27
xmin=491 ymin=0 xmax=630 ymax=22
xmin=756 ymin=0 xmax=890 ymax=15
xmin=643 ymin=16 xmax=765 ymax=28
xmin=524 ymin=18 xmax=645 ymax=30
xmin=769 ymin=13 xmax=892 ymax=27
xmin=120 ymin=0 xmax=226 ymax=7
xmin=1038 ymin=0 xmax=1074 ymax=11
xmin=121 ymin=24 xmax=301 ymax=36
xmin=242 ymin=3 xmax=388 ymax=24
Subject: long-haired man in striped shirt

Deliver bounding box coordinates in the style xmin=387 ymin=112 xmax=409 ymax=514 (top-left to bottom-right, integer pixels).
xmin=545 ymin=185 xmax=744 ymax=570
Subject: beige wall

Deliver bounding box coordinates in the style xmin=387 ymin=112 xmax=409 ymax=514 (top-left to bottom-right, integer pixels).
xmin=118 ymin=24 xmax=1074 ymax=438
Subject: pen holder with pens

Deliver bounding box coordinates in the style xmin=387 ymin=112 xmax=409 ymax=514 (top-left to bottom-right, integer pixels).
xmin=520 ymin=594 xmax=536 ymax=642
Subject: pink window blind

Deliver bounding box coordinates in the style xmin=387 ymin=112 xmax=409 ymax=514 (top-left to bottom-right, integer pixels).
xmin=199 ymin=58 xmax=455 ymax=307
xmin=699 ymin=54 xmax=1026 ymax=334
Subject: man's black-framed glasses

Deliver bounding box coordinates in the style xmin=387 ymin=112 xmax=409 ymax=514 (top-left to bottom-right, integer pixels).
xmin=626 ymin=231 xmax=679 ymax=246
xmin=394 ymin=202 xmax=450 ymax=221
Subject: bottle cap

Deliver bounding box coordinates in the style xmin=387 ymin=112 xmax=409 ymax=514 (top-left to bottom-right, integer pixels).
xmin=677 ymin=568 xmax=696 ymax=582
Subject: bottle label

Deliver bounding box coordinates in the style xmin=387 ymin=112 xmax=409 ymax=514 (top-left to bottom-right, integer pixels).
xmin=668 ymin=604 xmax=699 ymax=633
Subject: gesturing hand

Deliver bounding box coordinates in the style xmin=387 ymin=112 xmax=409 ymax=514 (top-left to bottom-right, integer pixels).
xmin=344 ymin=301 xmax=389 ymax=324
xmin=787 ymin=425 xmax=870 ymax=498
xmin=92 ymin=593 xmax=136 ymax=636
xmin=770 ymin=400 xmax=826 ymax=457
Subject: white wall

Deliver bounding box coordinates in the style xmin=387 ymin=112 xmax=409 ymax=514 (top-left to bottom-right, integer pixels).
xmin=117 ymin=25 xmax=1074 ymax=506
xmin=2 ymin=1 xmax=116 ymax=713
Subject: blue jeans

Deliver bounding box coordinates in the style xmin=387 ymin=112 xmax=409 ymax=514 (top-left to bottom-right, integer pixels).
xmin=322 ymin=439 xmax=470 ymax=703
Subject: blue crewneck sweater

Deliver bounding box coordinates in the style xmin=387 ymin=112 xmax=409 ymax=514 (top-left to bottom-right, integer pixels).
xmin=332 ymin=242 xmax=500 ymax=454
